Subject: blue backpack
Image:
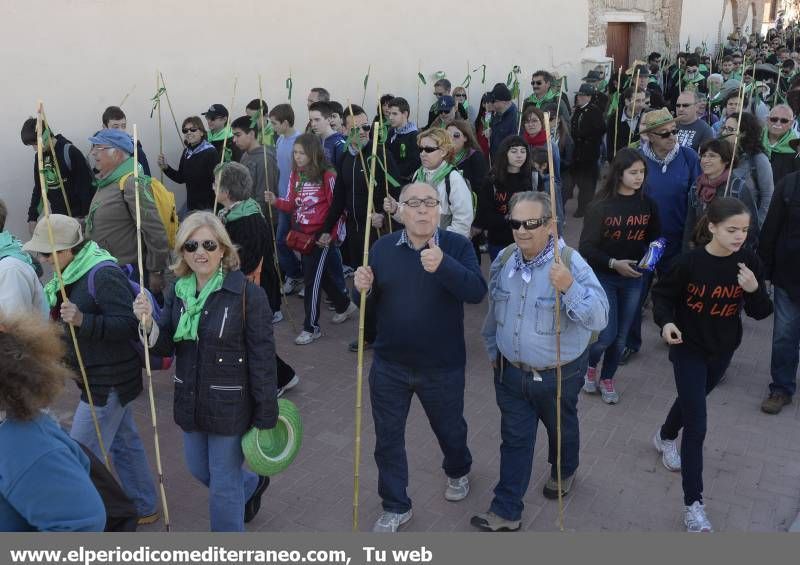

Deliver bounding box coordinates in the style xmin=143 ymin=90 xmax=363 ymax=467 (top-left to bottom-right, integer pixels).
xmin=87 ymin=261 xmax=173 ymax=371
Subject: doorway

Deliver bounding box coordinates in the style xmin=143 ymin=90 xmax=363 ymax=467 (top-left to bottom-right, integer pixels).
xmin=606 ymin=22 xmax=631 ymax=72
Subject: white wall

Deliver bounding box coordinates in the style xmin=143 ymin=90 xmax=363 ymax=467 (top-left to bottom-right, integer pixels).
xmin=0 ymin=0 xmax=592 ymax=238
xmin=679 ymin=0 xmax=728 ymax=51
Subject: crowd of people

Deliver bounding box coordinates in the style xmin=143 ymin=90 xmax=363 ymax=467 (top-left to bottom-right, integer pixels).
xmin=1 ymin=23 xmax=799 ymax=535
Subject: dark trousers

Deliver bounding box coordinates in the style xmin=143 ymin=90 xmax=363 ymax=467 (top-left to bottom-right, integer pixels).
xmin=369 ymin=355 xmax=472 ymax=513
xmin=300 ymin=245 xmax=349 ymax=332
xmin=572 ymin=164 xmax=599 ymax=214
xmin=276 ymin=354 xmax=295 ymax=389
xmin=346 ymin=218 xmax=380 ymax=342
xmin=660 ymin=344 xmax=733 ymax=506
xmin=626 ymin=245 xmax=679 ymax=352
xmin=589 ymin=273 xmax=644 ymax=380
xmin=770 ymin=286 xmax=800 ymax=397
xmin=489 ymin=349 xmax=588 ymax=521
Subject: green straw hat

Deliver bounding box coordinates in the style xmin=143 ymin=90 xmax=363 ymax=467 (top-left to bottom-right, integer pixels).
xmin=242 ymin=398 xmax=303 ymax=476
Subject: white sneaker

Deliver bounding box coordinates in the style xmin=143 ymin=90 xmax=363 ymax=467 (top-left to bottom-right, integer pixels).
xmin=331 ymin=302 xmax=358 ymax=324
xmin=444 ymin=475 xmax=470 ymax=501
xmin=599 ymin=379 xmax=619 ymax=404
xmin=582 ymin=366 xmax=598 ymax=394
xmin=653 ymin=429 xmax=681 ymax=471
xmin=277 ymin=375 xmax=299 ymax=398
xmin=297 ymin=287 xmax=305 ymax=298
xmin=684 ymin=501 xmax=713 ymax=532
xmin=282 ymin=278 xmax=303 ymax=295
xmin=294 ymin=329 xmax=321 ymax=345
xmin=372 ymin=509 xmax=412 ymax=533
xmin=272 ymin=311 xmax=284 ymax=324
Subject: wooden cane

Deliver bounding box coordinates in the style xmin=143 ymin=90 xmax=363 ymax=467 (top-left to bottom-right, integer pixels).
xmin=132 ymin=125 xmax=171 ymax=531
xmin=628 ymin=69 xmax=641 ymax=147
xmin=158 ymin=72 xmax=184 ymax=145
xmin=613 ymin=65 xmax=624 ymax=157
xmin=156 ymin=72 xmax=164 ymax=184
xmin=544 ymin=112 xmax=565 ymax=531
xmin=723 ymin=76 xmax=749 ymax=198
xmin=213 ymin=77 xmax=239 ymax=212
xmin=39 ymin=109 xmax=72 ymax=218
xmin=347 ymin=101 xmax=376 ymax=208
xmin=554 ymin=76 xmax=565 ymax=128
xmin=36 ymin=103 xmax=110 ymax=470
xmin=353 ymin=123 xmax=381 ymax=531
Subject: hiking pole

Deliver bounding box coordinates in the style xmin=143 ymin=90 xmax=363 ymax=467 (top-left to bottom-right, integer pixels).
xmin=39 ymin=108 xmax=72 ymax=217
xmin=36 ymin=102 xmax=110 ymax=470
xmin=353 ymin=123 xmax=380 ymax=532
xmin=213 ymin=76 xmax=239 ymax=212
xmin=613 ymin=65 xmax=623 ymax=157
xmin=723 ymin=77 xmax=748 ymax=198
xmin=347 ymin=101 xmax=377 ymax=210
xmin=133 ymin=125 xmax=171 ymax=532
xmin=158 ymin=72 xmax=184 ymax=146
xmin=628 ymin=69 xmax=641 ymax=147
xmin=156 ymin=72 xmax=164 ymax=184
xmin=377 ymin=84 xmax=393 ymax=232
xmin=544 ymin=112 xmax=565 ymax=532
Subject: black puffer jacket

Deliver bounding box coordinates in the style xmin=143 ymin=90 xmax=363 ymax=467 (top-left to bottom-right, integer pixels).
xmin=151 ymin=269 xmax=278 ymax=435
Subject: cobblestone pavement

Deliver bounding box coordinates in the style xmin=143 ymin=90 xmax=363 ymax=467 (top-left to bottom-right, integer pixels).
xmin=50 ymin=199 xmax=800 ymax=532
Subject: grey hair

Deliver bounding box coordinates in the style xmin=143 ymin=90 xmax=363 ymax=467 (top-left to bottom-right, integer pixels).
xmin=509 ymin=191 xmax=552 ymax=220
xmin=771 ymin=103 xmax=795 ymax=117
xmin=399 ymin=181 xmax=438 ymax=200
xmin=218 ymin=162 xmax=253 ymax=202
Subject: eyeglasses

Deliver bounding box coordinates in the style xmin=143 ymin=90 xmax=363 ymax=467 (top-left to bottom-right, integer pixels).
xmin=652 ymin=129 xmax=678 ymax=139
xmin=419 ymin=145 xmax=440 ymax=153
xmin=182 ymin=239 xmax=219 ymax=253
xmin=675 ymin=103 xmax=695 ymax=108
xmin=351 ymin=124 xmax=371 ymax=133
xmin=507 ymin=217 xmax=548 ymax=231
xmin=439 ymin=108 xmax=452 ymax=115
xmin=400 ymin=198 xmax=440 ymax=208
xmin=182 ymin=127 xmax=200 ymax=134
xmin=769 ymin=117 xmax=792 ymax=124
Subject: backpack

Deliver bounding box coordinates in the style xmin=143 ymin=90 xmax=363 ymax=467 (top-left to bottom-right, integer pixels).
xmin=119 ymin=173 xmax=179 ymax=249
xmin=444 ymin=170 xmax=478 ymax=215
xmin=87 ymin=261 xmax=174 ymax=371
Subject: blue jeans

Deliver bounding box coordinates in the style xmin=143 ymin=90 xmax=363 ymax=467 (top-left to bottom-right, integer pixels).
xmin=183 ymin=431 xmax=259 ymax=532
xmin=489 ymin=349 xmax=587 ymax=522
xmin=589 ymin=273 xmax=644 ymax=380
xmin=276 ymin=212 xmax=302 ymax=280
xmin=70 ymin=390 xmax=158 ymax=517
xmin=660 ymin=344 xmax=733 ymax=505
xmin=369 ymin=355 xmax=472 ymax=513
xmin=770 ymin=286 xmax=800 ymax=397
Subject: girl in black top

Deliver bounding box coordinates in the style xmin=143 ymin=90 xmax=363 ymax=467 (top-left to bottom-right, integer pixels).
xmin=159 ymin=116 xmax=219 ymax=213
xmin=579 ymin=148 xmax=661 ymax=404
xmin=651 ymin=197 xmax=772 ymax=533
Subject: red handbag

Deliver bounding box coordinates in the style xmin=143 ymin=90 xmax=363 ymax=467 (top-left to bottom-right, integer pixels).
xmin=286 ymin=229 xmax=316 ymax=254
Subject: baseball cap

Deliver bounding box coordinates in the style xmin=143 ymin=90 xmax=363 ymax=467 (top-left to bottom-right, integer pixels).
xmin=202 ymin=104 xmax=229 ymax=119
xmin=437 ymin=95 xmax=456 ymax=113
xmin=88 ymin=128 xmax=134 ymax=154
xmin=23 ymin=214 xmax=84 ymax=254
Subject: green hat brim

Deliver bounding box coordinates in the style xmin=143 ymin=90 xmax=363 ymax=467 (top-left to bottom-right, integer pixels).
xmin=242 ymin=398 xmax=303 ymax=476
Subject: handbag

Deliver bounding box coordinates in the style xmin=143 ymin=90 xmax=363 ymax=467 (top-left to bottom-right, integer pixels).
xmin=286 ymin=229 xmax=316 ymax=254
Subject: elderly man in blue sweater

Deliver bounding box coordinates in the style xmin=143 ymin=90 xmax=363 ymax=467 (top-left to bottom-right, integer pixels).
xmin=472 ymin=191 xmax=608 ymax=531
xmin=353 ymin=182 xmax=487 ymax=533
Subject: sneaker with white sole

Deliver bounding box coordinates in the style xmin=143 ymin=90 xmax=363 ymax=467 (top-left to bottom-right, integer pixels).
xmin=582 ymin=366 xmax=598 ymax=393
xmin=471 ymin=511 xmax=521 ymax=532
xmin=282 ymin=278 xmax=303 ymax=295
xmin=297 ymin=287 xmax=305 ymax=298
xmin=653 ymin=429 xmax=681 ymax=471
xmin=272 ymin=310 xmax=284 ymax=324
xmin=600 ymin=379 xmax=619 ymax=404
xmin=684 ymin=501 xmax=713 ymax=532
xmin=444 ymin=475 xmax=470 ymax=501
xmin=372 ymin=509 xmax=412 ymax=532
xmin=331 ymin=302 xmax=358 ymax=324
xmin=277 ymin=375 xmax=300 ymax=398
xmin=294 ymin=329 xmax=321 ymax=345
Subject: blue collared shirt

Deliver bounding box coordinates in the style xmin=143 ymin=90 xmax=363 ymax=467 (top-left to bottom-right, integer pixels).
xmin=396 ymin=228 xmax=440 ymax=250
xmin=481 ymin=244 xmax=609 ymax=368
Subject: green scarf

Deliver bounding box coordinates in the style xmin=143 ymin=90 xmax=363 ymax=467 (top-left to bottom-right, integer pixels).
xmin=763 ymin=127 xmax=798 ymax=158
xmin=414 ymin=162 xmax=454 ymax=187
xmin=453 ymin=148 xmax=468 ymax=166
xmin=0 ymin=231 xmax=33 ymax=266
xmin=172 ymin=269 xmax=224 ymax=342
xmin=207 ymin=126 xmax=232 ymax=143
xmin=525 ymin=89 xmax=557 ymax=107
xmin=43 ymin=241 xmax=116 ymax=307
xmin=222 ymin=198 xmax=263 ymax=223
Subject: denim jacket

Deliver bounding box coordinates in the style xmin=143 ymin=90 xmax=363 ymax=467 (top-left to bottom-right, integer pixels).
xmin=481 ymin=244 xmax=609 ymax=368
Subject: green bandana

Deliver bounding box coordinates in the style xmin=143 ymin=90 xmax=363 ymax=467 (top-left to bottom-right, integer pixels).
xmin=43 ymin=241 xmax=116 ymax=308
xmin=222 ymin=198 xmax=263 ymax=223
xmin=453 ymin=148 xmax=468 ymax=166
xmin=413 ymin=162 xmax=454 ymax=187
xmin=208 ymin=126 xmax=234 ymax=162
xmin=259 ymin=123 xmax=276 ymax=147
xmin=525 ymin=89 xmax=557 ymax=108
xmin=0 ymin=231 xmax=33 ymax=266
xmin=172 ymin=269 xmax=224 ymax=341
xmin=763 ymin=127 xmax=798 ymax=158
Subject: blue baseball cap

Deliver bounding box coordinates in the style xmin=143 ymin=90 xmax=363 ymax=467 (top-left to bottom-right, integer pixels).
xmin=88 ymin=128 xmax=134 ymax=154
xmin=437 ymin=95 xmax=456 ymax=113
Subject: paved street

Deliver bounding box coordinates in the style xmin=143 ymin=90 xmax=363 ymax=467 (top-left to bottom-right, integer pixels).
xmin=50 ymin=199 xmax=800 ymax=532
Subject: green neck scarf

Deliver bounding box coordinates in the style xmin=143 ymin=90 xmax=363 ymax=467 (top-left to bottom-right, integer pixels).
xmin=207 ymin=125 xmax=232 ymax=143
xmin=0 ymin=231 xmax=33 ymax=266
xmin=43 ymin=241 xmax=116 ymax=307
xmin=172 ymin=269 xmax=225 ymax=342
xmin=526 ymin=89 xmax=556 ymax=107
xmin=414 ymin=162 xmax=454 ymax=187
xmin=95 ymin=157 xmax=143 ymax=189
xmin=222 ymin=198 xmax=263 ymax=223
xmin=453 ymin=148 xmax=469 ymax=166
xmin=763 ymin=127 xmax=798 ymax=158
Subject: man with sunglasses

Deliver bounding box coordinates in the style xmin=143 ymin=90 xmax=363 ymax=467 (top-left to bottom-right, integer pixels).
xmin=472 ymin=191 xmax=608 ymax=531
xmin=620 ymin=108 xmax=701 ymax=365
xmin=353 ymin=182 xmax=486 ymax=532
xmin=675 ymin=91 xmax=714 ymax=152
xmin=765 ymin=104 xmax=800 ymax=185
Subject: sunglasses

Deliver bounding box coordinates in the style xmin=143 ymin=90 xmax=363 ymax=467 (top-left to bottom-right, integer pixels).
xmin=434 ymin=92 xmax=444 ymax=97
xmin=652 ymin=129 xmax=678 ymax=139
xmin=353 ymin=124 xmax=371 ymax=132
xmin=454 ymin=94 xmax=467 ymax=99
xmin=182 ymin=239 xmax=219 ymax=253
xmin=507 ymin=217 xmax=548 ymax=231
xmin=182 ymin=127 xmax=200 ymax=134
xmin=400 ymin=198 xmax=440 ymax=208
xmin=419 ymin=146 xmax=440 ymax=153
xmin=769 ymin=117 xmax=792 ymax=124
xmin=531 ymin=81 xmax=545 ymax=86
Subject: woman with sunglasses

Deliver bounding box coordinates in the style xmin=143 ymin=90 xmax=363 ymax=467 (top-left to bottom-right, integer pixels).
xmin=719 ymin=112 xmax=774 ymax=227
xmin=133 ymin=211 xmax=277 ymax=531
xmin=158 ymin=116 xmax=219 ymax=214
xmin=578 ymin=148 xmax=661 ymax=404
xmin=453 ymin=87 xmax=476 ymax=124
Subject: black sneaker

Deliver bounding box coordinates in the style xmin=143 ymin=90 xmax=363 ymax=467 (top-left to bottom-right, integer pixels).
xmin=618 ymin=347 xmax=637 ymax=365
xmin=348 ymin=339 xmax=373 ymax=353
xmin=244 ymin=476 xmax=270 ymax=523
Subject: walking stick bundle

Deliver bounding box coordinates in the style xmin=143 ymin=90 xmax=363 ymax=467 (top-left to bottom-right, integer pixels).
xmin=36 ymin=103 xmax=110 ymax=469
xmin=132 ymin=125 xmax=171 ymax=531
xmin=352 ymin=123 xmax=380 ymax=531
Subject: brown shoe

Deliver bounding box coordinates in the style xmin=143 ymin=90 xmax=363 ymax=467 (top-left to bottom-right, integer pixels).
xmin=761 ymin=392 xmax=792 ymax=414
xmin=137 ymin=512 xmax=160 ymax=526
